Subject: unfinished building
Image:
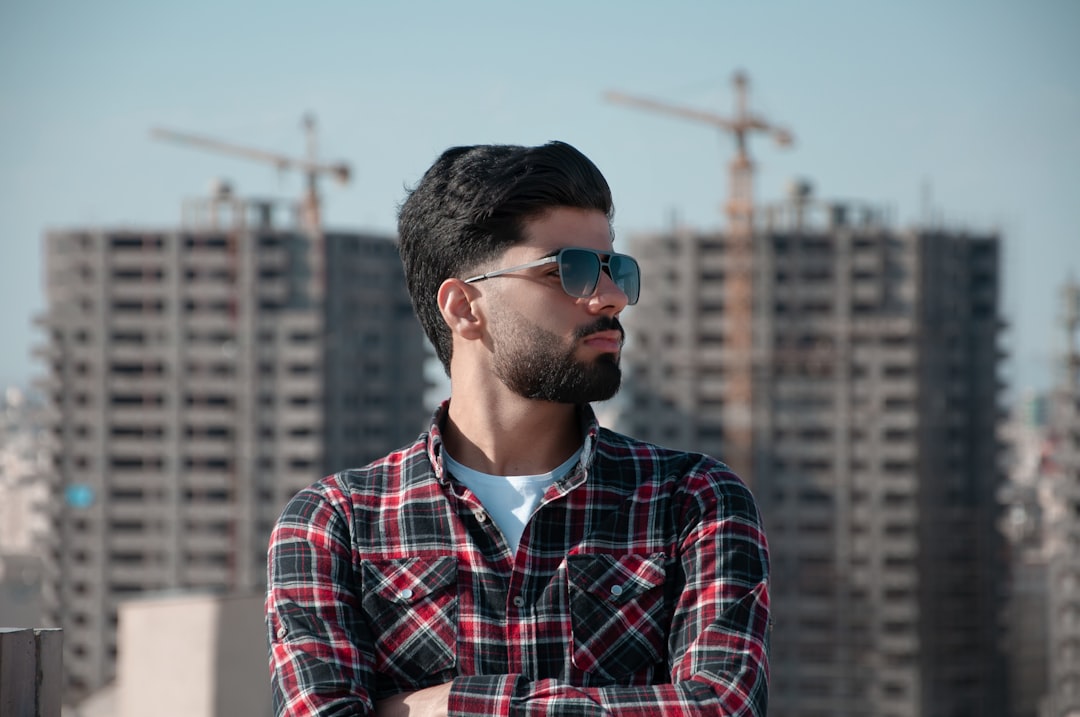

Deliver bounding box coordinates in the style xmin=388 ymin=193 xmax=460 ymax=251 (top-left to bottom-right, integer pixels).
xmin=619 ymin=188 xmax=1007 ymax=716
xmin=38 ymin=189 xmax=429 ymax=699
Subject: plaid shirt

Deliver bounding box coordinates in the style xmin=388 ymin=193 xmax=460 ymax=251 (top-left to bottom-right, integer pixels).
xmin=267 ymin=402 xmax=770 ymax=716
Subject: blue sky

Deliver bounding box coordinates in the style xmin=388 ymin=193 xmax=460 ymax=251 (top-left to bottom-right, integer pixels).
xmin=2 ymin=0 xmax=1077 ymax=397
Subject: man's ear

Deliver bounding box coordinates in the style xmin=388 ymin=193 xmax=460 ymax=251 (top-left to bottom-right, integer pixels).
xmin=437 ymin=278 xmax=485 ymax=341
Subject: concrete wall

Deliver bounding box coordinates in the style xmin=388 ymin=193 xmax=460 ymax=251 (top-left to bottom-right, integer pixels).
xmin=116 ymin=592 xmax=269 ymax=717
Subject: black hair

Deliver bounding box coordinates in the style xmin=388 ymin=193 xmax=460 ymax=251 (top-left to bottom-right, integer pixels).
xmin=397 ymin=141 xmax=614 ymax=374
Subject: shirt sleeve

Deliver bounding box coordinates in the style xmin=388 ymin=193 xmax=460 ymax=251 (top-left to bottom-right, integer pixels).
xmin=445 ymin=473 xmax=771 ymax=717
xmin=266 ymin=482 xmax=376 ymax=717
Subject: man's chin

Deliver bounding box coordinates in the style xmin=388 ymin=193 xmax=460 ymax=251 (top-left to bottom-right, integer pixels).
xmin=578 ymin=363 xmax=622 ymax=403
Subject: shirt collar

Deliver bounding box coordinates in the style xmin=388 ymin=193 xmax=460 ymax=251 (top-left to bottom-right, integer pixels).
xmin=426 ymin=398 xmax=601 ymax=485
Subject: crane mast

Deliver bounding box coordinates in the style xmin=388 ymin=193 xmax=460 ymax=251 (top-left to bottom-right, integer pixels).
xmin=606 ymin=71 xmax=793 ymax=481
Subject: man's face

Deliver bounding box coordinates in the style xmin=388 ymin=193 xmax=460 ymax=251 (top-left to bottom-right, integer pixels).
xmin=479 ymin=207 xmax=632 ymax=404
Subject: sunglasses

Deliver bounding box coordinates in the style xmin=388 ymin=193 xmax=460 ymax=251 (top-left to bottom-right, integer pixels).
xmin=463 ymin=247 xmax=641 ymax=305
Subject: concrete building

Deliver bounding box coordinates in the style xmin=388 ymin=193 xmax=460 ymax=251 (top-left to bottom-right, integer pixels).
xmin=0 ymin=388 xmax=52 ymax=633
xmin=0 ymin=387 xmax=51 ymax=556
xmin=999 ymin=393 xmax=1052 ymax=717
xmin=1042 ymin=278 xmax=1080 ymax=717
xmin=38 ymin=189 xmax=429 ymax=700
xmin=0 ymin=554 xmax=45 ymax=628
xmin=619 ymin=190 xmax=1007 ymax=716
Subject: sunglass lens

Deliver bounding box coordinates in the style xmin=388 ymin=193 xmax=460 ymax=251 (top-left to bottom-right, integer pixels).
xmin=559 ymin=249 xmax=601 ymax=298
xmin=609 ymin=255 xmax=641 ymax=305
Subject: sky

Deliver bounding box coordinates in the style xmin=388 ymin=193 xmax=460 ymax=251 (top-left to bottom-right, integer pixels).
xmin=1 ymin=0 xmax=1077 ymax=399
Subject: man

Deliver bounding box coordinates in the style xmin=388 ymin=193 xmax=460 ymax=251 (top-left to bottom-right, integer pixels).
xmin=266 ymin=141 xmax=770 ymax=716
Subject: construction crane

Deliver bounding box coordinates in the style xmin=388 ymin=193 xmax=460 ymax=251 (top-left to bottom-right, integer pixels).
xmin=605 ymin=71 xmax=792 ymax=234
xmin=606 ymin=71 xmax=794 ymax=483
xmin=151 ymin=114 xmax=350 ymax=234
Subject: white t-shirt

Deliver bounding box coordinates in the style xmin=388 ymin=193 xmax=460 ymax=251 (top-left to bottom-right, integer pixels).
xmin=443 ymin=448 xmax=582 ymax=554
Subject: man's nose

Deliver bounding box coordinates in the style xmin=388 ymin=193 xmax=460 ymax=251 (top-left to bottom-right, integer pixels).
xmin=588 ymin=268 xmax=629 ymax=313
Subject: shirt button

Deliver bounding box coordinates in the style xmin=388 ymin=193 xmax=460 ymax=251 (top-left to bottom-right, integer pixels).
xmin=400 ymin=588 xmax=414 ymax=599
xmin=610 ymin=584 xmax=624 ymax=597
xmin=276 ymin=626 xmax=288 ymax=639
xmin=512 ymin=596 xmax=525 ymax=608
xmin=474 ymin=510 xmax=488 ymax=523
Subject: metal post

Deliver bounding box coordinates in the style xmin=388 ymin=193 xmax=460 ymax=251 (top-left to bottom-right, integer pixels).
xmin=0 ymin=627 xmax=62 ymax=716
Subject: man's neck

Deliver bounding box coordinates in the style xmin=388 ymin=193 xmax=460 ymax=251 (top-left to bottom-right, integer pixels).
xmin=442 ymin=389 xmax=582 ymax=477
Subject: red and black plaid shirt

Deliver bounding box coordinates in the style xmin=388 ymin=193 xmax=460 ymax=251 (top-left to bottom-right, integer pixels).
xmin=267 ymin=402 xmax=770 ymax=716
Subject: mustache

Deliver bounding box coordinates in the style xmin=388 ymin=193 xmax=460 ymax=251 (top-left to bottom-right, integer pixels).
xmin=574 ymin=316 xmax=625 ymax=342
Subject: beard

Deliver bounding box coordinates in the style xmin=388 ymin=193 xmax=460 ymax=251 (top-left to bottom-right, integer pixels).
xmin=491 ymin=315 xmax=624 ymax=404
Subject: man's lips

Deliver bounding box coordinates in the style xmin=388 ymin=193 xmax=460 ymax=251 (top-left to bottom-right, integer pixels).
xmin=582 ymin=330 xmax=623 ymax=353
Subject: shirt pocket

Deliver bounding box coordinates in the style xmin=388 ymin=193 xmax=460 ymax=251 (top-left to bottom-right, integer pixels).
xmin=360 ymin=556 xmax=458 ymax=683
xmin=566 ymin=552 xmax=669 ymax=681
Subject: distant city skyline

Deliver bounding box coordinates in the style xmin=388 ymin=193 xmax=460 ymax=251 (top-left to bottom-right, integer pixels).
xmin=2 ymin=0 xmax=1077 ymax=397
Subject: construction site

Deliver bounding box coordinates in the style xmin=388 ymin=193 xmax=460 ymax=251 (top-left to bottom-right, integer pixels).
xmin=37 ymin=117 xmax=429 ymax=706
xmin=27 ymin=72 xmax=1076 ymax=717
xmin=610 ymin=73 xmax=1008 ymax=717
